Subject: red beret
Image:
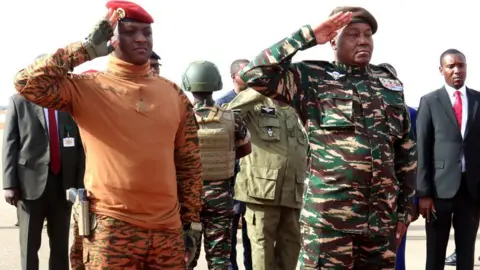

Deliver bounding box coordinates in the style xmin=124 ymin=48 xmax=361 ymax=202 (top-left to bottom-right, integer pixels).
xmin=106 ymin=1 xmax=154 ymax=24
xmin=81 ymin=69 xmax=98 ymax=74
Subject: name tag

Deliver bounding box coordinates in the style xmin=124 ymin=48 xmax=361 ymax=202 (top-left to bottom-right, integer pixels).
xmin=63 ymin=137 xmax=75 ymax=147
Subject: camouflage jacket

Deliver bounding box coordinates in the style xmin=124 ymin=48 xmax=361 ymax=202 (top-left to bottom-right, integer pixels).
xmin=240 ymin=25 xmax=417 ymax=236
xmin=13 ymin=43 xmax=203 ymax=228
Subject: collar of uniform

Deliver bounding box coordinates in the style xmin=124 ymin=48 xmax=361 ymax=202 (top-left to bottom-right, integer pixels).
xmin=444 ymin=83 xmax=467 ymax=97
xmin=332 ymin=61 xmax=367 ymax=74
xmin=106 ymin=55 xmax=151 ymax=78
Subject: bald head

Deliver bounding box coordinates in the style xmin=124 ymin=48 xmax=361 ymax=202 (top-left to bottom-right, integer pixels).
xmin=230 ymin=59 xmax=250 ymax=93
xmin=230 ymin=59 xmax=250 ymax=77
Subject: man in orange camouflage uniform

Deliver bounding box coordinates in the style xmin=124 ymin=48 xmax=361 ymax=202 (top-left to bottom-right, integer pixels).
xmin=13 ymin=1 xmax=202 ymax=269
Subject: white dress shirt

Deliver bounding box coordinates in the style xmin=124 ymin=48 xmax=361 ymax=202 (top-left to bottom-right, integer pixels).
xmin=444 ymin=84 xmax=468 ymax=172
xmin=43 ymin=108 xmax=59 ymax=135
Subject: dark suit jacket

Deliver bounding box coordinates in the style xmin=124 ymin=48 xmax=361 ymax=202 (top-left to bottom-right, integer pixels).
xmin=416 ymin=87 xmax=480 ymax=200
xmin=2 ymin=94 xmax=85 ymax=200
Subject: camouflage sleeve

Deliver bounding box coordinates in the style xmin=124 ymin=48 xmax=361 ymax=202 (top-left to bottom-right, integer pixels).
xmin=240 ymin=25 xmax=317 ymax=107
xmin=395 ymin=106 xmax=418 ymax=225
xmin=174 ymin=87 xmax=202 ymax=224
xmin=13 ymin=42 xmax=90 ymax=113
xmin=233 ymin=113 xmax=250 ymax=148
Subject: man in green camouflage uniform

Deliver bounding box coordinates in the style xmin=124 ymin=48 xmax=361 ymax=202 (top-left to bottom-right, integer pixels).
xmin=182 ymin=61 xmax=252 ymax=270
xmin=239 ymin=7 xmax=417 ymax=269
xmin=225 ymin=88 xmax=308 ymax=270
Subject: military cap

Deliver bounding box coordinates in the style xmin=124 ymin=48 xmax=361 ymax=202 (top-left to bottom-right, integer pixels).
xmin=81 ymin=69 xmax=98 ymax=74
xmin=330 ymin=6 xmax=377 ymax=34
xmin=106 ymin=1 xmax=154 ymax=24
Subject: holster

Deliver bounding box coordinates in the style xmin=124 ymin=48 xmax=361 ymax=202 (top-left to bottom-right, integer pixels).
xmin=77 ymin=201 xmax=91 ymax=236
xmin=184 ymin=229 xmax=202 ymax=267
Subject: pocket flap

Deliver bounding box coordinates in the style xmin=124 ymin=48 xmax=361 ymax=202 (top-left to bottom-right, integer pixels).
xmin=296 ymin=171 xmax=305 ymax=183
xmin=434 ymin=160 xmax=444 ymax=169
xmin=252 ymin=167 xmax=279 ymax=180
xmin=318 ymin=91 xmax=353 ymax=100
xmin=259 ymin=117 xmax=280 ymax=128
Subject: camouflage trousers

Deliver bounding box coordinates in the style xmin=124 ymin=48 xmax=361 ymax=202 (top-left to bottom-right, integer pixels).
xmin=83 ymin=214 xmax=185 ymax=269
xmin=299 ymin=225 xmax=396 ymax=270
xmin=70 ymin=211 xmax=85 ymax=270
xmin=188 ymin=180 xmax=234 ymax=270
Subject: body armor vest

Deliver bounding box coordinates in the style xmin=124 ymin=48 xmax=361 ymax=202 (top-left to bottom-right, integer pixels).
xmin=195 ymin=105 xmax=236 ymax=181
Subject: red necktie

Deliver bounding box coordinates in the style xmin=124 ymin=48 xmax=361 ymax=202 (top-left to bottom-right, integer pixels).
xmin=48 ymin=108 xmax=61 ymax=174
xmin=453 ymin=90 xmax=462 ymax=130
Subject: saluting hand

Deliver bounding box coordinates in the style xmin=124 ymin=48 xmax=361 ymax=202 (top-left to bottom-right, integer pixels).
xmin=312 ymin=11 xmax=353 ymax=44
xmin=83 ymin=8 xmax=122 ymax=60
xmin=105 ymin=8 xmax=121 ymax=30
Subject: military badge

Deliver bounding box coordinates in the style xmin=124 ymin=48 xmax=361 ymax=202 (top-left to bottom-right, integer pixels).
xmin=379 ymin=78 xmax=403 ymax=91
xmin=326 ymin=71 xmax=345 ymax=80
xmin=267 ymin=127 xmax=274 ymax=137
xmin=116 ymin=8 xmax=126 ymax=19
xmin=260 ymin=106 xmax=275 ymax=115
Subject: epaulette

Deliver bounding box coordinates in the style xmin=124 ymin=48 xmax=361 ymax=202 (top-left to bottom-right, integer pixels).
xmin=376 ymin=64 xmax=400 ymax=81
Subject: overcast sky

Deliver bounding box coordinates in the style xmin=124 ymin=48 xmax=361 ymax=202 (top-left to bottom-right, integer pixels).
xmin=1 ymin=0 xmax=477 ymax=107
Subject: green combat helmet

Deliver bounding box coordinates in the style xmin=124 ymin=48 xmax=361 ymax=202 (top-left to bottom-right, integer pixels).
xmin=182 ymin=61 xmax=223 ymax=92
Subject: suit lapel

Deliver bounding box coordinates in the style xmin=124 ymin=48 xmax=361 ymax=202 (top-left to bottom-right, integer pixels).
xmin=31 ymin=104 xmax=47 ymax=131
xmin=464 ymin=88 xmax=478 ymax=139
xmin=436 ymin=87 xmax=459 ymax=129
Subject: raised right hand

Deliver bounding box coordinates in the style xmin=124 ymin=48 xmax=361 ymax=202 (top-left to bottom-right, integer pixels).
xmin=418 ymin=197 xmax=436 ymax=222
xmin=4 ymin=188 xmax=20 ymax=206
xmin=312 ymin=11 xmax=353 ymax=44
xmin=83 ymin=8 xmax=121 ymax=60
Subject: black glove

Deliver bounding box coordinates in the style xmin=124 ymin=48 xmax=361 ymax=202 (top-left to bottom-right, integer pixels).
xmin=82 ymin=20 xmax=114 ymax=60
xmin=183 ymin=222 xmax=202 ymax=268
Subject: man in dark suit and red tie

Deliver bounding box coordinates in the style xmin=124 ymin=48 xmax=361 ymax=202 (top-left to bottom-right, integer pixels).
xmin=417 ymin=49 xmax=480 ymax=270
xmin=3 ymin=54 xmax=85 ymax=269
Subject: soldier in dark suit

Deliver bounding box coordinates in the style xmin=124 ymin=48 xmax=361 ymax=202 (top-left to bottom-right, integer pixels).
xmin=2 ymin=93 xmax=85 ymax=270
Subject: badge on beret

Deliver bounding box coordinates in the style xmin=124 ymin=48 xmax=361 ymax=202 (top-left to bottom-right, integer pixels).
xmin=116 ymin=8 xmax=126 ymax=19
xmin=379 ymin=78 xmax=403 ymax=91
xmin=326 ymin=71 xmax=345 ymax=80
xmin=260 ymin=106 xmax=275 ymax=115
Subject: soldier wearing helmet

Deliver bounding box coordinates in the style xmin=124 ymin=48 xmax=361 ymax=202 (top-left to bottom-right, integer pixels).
xmin=182 ymin=60 xmax=252 ymax=269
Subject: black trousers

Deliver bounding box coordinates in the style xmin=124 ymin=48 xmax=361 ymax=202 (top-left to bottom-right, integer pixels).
xmin=425 ymin=174 xmax=480 ymax=270
xmin=17 ymin=172 xmax=72 ymax=270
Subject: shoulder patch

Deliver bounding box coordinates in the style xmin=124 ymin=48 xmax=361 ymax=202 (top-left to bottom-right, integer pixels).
xmin=379 ymin=78 xmax=403 ymax=91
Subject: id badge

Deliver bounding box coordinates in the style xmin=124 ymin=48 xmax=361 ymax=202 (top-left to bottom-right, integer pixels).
xmin=63 ymin=137 xmax=75 ymax=147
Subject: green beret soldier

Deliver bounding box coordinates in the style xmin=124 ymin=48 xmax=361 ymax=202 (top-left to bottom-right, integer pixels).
xmin=239 ymin=6 xmax=417 ymax=269
xmin=182 ymin=60 xmax=252 ymax=270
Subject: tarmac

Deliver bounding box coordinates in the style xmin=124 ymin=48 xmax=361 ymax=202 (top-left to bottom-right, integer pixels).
xmin=2 ymin=200 xmax=480 ymax=270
